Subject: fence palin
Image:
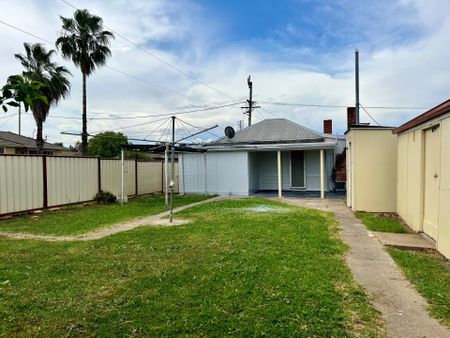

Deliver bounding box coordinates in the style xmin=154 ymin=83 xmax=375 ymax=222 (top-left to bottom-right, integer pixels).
xmin=0 ymin=154 xmax=178 ymax=216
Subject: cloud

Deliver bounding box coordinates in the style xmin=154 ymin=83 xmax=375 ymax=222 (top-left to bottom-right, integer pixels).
xmin=0 ymin=0 xmax=449 ymax=145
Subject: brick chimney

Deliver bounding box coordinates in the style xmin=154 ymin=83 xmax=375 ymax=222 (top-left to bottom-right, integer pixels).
xmin=347 ymin=107 xmax=356 ymax=130
xmin=323 ymin=119 xmax=332 ymax=134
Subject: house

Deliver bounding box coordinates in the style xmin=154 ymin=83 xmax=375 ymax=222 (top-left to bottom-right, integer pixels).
xmin=0 ymin=131 xmax=70 ymax=155
xmin=345 ymin=99 xmax=450 ymax=259
xmin=179 ymin=118 xmax=346 ymax=197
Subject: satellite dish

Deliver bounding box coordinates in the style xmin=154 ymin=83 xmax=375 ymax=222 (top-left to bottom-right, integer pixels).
xmin=224 ymin=126 xmax=235 ymax=139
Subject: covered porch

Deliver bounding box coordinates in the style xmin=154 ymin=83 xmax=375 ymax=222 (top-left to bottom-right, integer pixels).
xmin=248 ymin=148 xmax=335 ymax=199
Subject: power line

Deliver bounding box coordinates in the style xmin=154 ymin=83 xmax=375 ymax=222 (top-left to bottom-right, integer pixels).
xmin=104 ymin=65 xmax=192 ymax=99
xmin=177 ymin=117 xmax=221 ymax=139
xmin=100 ymin=116 xmax=169 ymax=132
xmin=0 ymin=113 xmax=18 ymax=128
xmin=259 ymin=107 xmax=280 ymax=118
xmin=61 ymin=0 xmax=235 ymax=100
xmin=263 ymin=101 xmax=428 ymax=110
xmin=359 ymin=103 xmax=381 ymax=126
xmin=0 ymin=19 xmax=201 ymax=102
xmin=0 ymin=19 xmax=53 ymax=44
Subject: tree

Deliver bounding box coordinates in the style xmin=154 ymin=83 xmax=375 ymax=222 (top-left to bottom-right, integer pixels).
xmin=87 ymin=131 xmax=128 ymax=157
xmin=14 ymin=43 xmax=71 ymax=153
xmin=1 ymin=75 xmax=48 ymax=113
xmin=56 ymin=9 xmax=114 ymax=155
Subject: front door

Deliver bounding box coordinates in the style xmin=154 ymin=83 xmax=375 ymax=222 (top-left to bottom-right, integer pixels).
xmin=291 ymin=150 xmax=305 ymax=188
xmin=423 ymin=126 xmax=440 ymax=240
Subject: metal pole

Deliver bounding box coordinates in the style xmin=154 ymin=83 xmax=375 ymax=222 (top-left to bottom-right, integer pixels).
xmin=121 ymin=148 xmax=124 ymax=206
xmin=248 ymin=75 xmax=253 ymax=126
xmin=355 ymin=49 xmax=360 ymax=125
xmin=277 ymin=150 xmax=282 ymax=198
xmin=165 ymin=144 xmax=169 ymax=207
xmin=169 ymin=116 xmax=175 ymax=222
xmin=18 ymin=103 xmax=21 ymax=135
xmin=320 ymin=149 xmax=325 ymax=199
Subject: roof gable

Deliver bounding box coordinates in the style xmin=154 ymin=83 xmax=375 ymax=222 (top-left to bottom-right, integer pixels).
xmin=213 ymin=118 xmax=324 ymax=145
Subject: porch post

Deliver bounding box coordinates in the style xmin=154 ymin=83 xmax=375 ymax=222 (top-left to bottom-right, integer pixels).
xmin=320 ymin=149 xmax=325 ymax=199
xmin=277 ymin=150 xmax=282 ymax=198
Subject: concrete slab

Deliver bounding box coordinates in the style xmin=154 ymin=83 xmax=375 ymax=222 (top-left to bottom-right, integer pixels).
xmin=372 ymin=231 xmax=436 ymax=250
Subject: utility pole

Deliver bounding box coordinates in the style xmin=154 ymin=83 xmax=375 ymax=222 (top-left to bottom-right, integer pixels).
xmin=241 ymin=75 xmax=260 ymax=127
xmin=164 ymin=143 xmax=169 ymax=207
xmin=169 ymin=116 xmax=175 ymax=222
xmin=18 ymin=103 xmax=21 ymax=135
xmin=355 ymin=49 xmax=360 ymax=125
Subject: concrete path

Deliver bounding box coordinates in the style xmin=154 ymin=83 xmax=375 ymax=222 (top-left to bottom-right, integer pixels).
xmin=373 ymin=231 xmax=436 ymax=250
xmin=0 ymin=196 xmax=223 ymax=242
xmin=280 ymin=197 xmax=450 ymax=338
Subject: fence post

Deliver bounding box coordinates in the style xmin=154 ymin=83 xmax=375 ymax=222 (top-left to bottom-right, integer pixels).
xmin=97 ymin=157 xmax=102 ymax=193
xmin=161 ymin=160 xmax=164 ymax=193
xmin=135 ymin=159 xmax=138 ymax=196
xmin=42 ymin=155 xmax=48 ymax=209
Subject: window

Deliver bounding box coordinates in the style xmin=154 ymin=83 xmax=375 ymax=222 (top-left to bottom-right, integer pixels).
xmin=291 ymin=151 xmax=305 ymax=188
xmin=0 ymin=147 xmax=4 ymax=154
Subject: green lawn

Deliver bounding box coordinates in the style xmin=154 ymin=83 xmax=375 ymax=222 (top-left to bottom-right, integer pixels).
xmin=355 ymin=211 xmax=408 ymax=233
xmin=0 ymin=198 xmax=383 ymax=337
xmin=388 ymin=248 xmax=450 ymax=328
xmin=0 ymin=195 xmax=212 ymax=236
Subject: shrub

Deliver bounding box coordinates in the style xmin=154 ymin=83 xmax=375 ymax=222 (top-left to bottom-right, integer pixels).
xmin=94 ymin=191 xmax=117 ymax=204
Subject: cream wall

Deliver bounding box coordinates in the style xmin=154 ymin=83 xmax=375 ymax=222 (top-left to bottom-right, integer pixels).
xmin=397 ymin=114 xmax=450 ymax=258
xmin=346 ymin=128 xmax=397 ymax=212
xmin=437 ymin=117 xmax=450 ymax=258
xmin=396 ymin=130 xmax=424 ymax=232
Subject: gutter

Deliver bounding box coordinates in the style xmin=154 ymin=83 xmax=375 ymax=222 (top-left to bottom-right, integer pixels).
xmin=202 ymin=141 xmax=338 ymax=152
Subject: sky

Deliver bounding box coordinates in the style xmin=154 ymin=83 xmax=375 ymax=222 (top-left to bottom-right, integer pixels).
xmin=0 ymin=0 xmax=449 ymax=146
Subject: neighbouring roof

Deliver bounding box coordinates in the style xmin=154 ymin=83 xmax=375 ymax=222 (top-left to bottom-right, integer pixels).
xmin=393 ymin=99 xmax=450 ymax=134
xmin=212 ymin=118 xmax=326 ymax=145
xmin=0 ymin=131 xmax=67 ymax=151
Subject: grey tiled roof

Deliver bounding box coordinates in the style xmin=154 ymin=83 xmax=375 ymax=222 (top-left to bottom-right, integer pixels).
xmin=0 ymin=131 xmax=67 ymax=150
xmin=213 ymin=118 xmax=324 ymax=145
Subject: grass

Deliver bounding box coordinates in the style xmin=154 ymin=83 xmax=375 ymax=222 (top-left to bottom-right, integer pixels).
xmin=388 ymin=248 xmax=450 ymax=328
xmin=0 ymin=194 xmax=212 ymax=236
xmin=355 ymin=211 xmax=408 ymax=233
xmin=0 ymin=198 xmax=383 ymax=337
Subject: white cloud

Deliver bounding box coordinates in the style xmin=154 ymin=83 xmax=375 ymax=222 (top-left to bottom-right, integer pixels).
xmin=0 ymin=0 xmax=449 ymax=145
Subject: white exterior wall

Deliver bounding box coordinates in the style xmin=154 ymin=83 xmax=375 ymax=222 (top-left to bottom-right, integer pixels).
xmin=180 ymin=151 xmax=249 ymax=195
xmin=206 ymin=152 xmax=249 ymax=195
xmin=179 ymin=153 xmax=206 ymax=194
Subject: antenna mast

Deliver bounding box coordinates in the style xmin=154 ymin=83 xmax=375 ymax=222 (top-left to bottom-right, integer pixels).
xmin=355 ymin=49 xmax=360 ymax=125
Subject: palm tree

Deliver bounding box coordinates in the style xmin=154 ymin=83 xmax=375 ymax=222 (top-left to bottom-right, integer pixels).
xmin=56 ymin=9 xmax=114 ymax=155
xmin=15 ymin=43 xmax=71 ymax=153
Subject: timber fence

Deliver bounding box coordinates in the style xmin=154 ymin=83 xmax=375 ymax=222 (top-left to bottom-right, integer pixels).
xmin=0 ymin=154 xmax=178 ymax=216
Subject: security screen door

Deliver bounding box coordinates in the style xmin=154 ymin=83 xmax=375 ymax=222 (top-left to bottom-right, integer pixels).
xmin=291 ymin=150 xmax=305 ymax=188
